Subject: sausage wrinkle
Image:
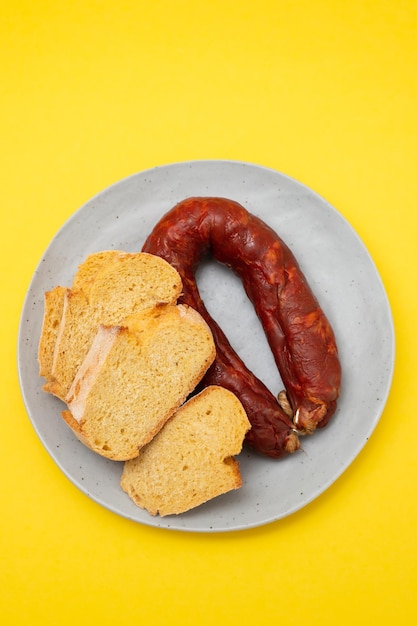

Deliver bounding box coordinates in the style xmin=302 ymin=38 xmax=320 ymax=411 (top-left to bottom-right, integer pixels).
xmin=142 ymin=197 xmax=341 ymax=457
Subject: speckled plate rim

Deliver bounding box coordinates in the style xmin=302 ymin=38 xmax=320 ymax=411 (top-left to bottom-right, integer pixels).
xmin=17 ymin=160 xmax=395 ymax=532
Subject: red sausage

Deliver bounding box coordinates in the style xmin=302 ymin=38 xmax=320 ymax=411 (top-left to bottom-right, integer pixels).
xmin=142 ymin=197 xmax=341 ymax=458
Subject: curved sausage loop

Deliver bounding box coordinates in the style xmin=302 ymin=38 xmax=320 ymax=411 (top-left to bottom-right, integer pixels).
xmin=142 ymin=197 xmax=341 ymax=459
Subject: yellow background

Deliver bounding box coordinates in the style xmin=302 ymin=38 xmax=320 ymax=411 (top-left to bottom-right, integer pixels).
xmin=2 ymin=1 xmax=416 ymax=624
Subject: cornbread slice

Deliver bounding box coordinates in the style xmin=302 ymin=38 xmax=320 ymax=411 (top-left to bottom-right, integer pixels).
xmin=88 ymin=252 xmax=182 ymax=326
xmin=46 ymin=288 xmax=94 ymax=400
xmin=121 ymin=385 xmax=251 ymax=516
xmin=38 ymin=252 xmax=183 ymax=401
xmin=37 ymin=285 xmax=66 ymax=380
xmin=72 ymin=249 xmax=126 ymax=298
xmin=39 ymin=251 xmax=124 ymax=386
xmin=62 ymin=304 xmax=216 ymax=461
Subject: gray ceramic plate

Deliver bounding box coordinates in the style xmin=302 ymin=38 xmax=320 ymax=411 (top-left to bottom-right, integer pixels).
xmin=18 ymin=160 xmax=395 ymax=532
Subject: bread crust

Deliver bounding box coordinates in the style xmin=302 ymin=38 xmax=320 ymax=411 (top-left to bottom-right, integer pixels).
xmin=38 ymin=249 xmax=250 ymax=516
xmin=63 ymin=304 xmax=216 ymax=460
xmin=38 ymin=251 xmax=183 ymax=401
xmin=121 ymin=386 xmax=251 ymax=516
xmin=37 ymin=286 xmax=66 ymax=379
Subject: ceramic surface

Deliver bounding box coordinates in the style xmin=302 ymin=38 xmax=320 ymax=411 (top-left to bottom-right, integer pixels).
xmin=18 ymin=161 xmax=395 ymax=532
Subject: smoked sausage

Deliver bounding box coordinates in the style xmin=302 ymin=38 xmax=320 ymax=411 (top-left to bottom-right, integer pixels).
xmin=142 ymin=197 xmax=341 ymax=458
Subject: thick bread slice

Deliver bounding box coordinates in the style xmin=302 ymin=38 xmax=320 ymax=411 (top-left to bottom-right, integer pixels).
xmin=39 ymin=252 xmax=121 ymax=389
xmin=47 ymin=288 xmax=96 ymax=400
xmin=62 ymin=304 xmax=216 ymax=461
xmin=38 ymin=286 xmax=66 ymax=379
xmin=88 ymin=252 xmax=182 ymax=325
xmin=120 ymin=385 xmax=251 ymax=516
xmin=41 ymin=252 xmax=183 ymax=401
xmin=72 ymin=250 xmax=126 ymax=298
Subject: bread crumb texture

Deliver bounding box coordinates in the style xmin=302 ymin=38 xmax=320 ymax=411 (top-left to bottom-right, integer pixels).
xmin=38 ymin=285 xmax=66 ymax=378
xmin=38 ymin=251 xmax=182 ymax=401
xmin=38 ymin=250 xmax=251 ymax=515
xmin=65 ymin=304 xmax=216 ymax=460
xmin=121 ymin=386 xmax=251 ymax=516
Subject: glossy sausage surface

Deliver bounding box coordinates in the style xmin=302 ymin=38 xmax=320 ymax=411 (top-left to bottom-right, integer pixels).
xmin=142 ymin=197 xmax=341 ymax=458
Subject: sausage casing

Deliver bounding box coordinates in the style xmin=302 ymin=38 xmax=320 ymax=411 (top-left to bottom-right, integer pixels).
xmin=142 ymin=197 xmax=341 ymax=458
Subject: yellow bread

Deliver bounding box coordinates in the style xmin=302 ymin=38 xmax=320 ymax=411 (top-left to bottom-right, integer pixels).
xmin=38 ymin=285 xmax=66 ymax=380
xmin=62 ymin=304 xmax=216 ymax=461
xmin=121 ymin=385 xmax=251 ymax=516
xmin=88 ymin=251 xmax=183 ymax=326
xmin=72 ymin=249 xmax=127 ymax=298
xmin=38 ymin=251 xmax=183 ymax=401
